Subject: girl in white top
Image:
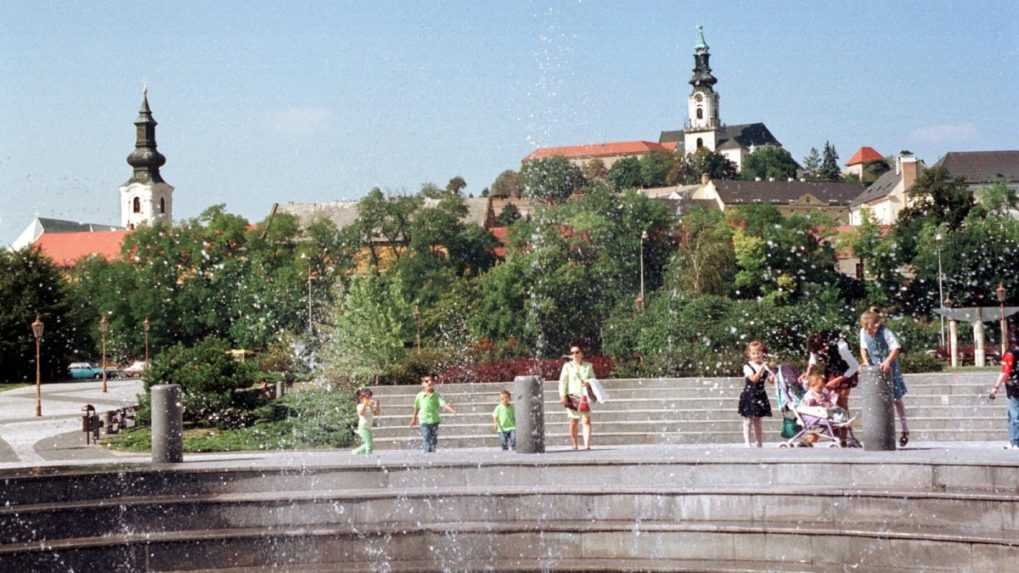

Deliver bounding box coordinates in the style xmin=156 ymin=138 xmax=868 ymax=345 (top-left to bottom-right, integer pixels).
xmin=352 ymin=388 xmax=381 ymax=455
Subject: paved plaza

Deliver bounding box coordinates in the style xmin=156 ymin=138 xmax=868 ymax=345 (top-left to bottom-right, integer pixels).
xmin=0 ymin=379 xmax=143 ymax=465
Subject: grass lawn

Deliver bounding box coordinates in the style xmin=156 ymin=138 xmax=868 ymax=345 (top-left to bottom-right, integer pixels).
xmin=0 ymin=383 xmax=31 ymax=393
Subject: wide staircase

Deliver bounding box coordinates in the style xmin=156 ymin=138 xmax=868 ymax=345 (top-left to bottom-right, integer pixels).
xmin=370 ymin=372 xmax=1006 ymax=449
xmin=2 ymin=448 xmax=1018 ymax=571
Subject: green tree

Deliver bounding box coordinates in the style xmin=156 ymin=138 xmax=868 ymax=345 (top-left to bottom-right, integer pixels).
xmin=520 ymin=156 xmax=587 ymax=203
xmin=819 ymin=141 xmax=842 ymax=181
xmin=801 ymin=147 xmax=822 ymax=181
xmin=899 ymin=165 xmax=973 ymax=229
xmin=668 ymin=207 xmax=736 ymax=296
xmin=607 ymin=156 xmax=643 ymax=190
xmin=689 ymin=148 xmax=738 ymax=181
xmin=728 ymin=205 xmax=839 ymax=302
xmin=0 ymin=247 xmax=87 ymax=381
xmin=490 ymin=169 xmax=522 ymax=198
xmin=974 ymin=180 xmax=1018 ymax=217
xmin=639 ymin=150 xmax=675 ymax=187
xmin=323 ymin=274 xmax=413 ymax=384
xmin=446 ymin=176 xmax=467 ymax=196
xmin=582 ymin=158 xmax=608 ymax=181
xmin=741 ymin=146 xmax=799 ymax=181
xmin=496 ymin=203 xmax=521 ymax=226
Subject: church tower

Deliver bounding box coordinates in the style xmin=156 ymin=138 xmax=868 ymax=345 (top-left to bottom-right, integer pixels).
xmin=120 ymin=89 xmax=173 ymax=229
xmin=683 ymin=26 xmax=721 ymax=154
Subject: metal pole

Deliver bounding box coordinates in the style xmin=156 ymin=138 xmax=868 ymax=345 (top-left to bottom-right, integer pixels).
xmin=937 ymin=242 xmax=946 ymax=349
xmin=35 ymin=337 xmax=42 ymax=417
xmin=307 ymin=270 xmax=313 ymax=333
xmin=859 ymin=366 xmax=895 ymax=450
xmin=639 ymin=230 xmax=648 ymax=310
xmin=101 ymin=329 xmax=108 ymax=393
xmin=513 ymin=375 xmax=545 ymax=453
xmin=151 ymin=384 xmax=184 ymax=463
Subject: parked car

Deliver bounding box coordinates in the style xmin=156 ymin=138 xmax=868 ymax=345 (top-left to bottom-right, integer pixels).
xmin=67 ymin=362 xmax=120 ymax=380
xmin=121 ymin=360 xmax=148 ymax=378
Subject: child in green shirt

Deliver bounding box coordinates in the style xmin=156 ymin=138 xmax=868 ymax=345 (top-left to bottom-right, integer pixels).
xmin=409 ymin=375 xmax=455 ymax=453
xmin=492 ymin=389 xmax=516 ymax=451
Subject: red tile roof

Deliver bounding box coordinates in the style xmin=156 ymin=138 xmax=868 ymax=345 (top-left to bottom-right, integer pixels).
xmin=846 ymin=146 xmax=884 ymax=166
xmin=525 ymin=140 xmax=677 ymax=161
xmin=33 ymin=230 xmax=129 ymax=267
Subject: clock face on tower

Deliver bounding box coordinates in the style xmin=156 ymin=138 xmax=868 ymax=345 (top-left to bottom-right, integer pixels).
xmin=694 ymin=93 xmax=704 ymax=103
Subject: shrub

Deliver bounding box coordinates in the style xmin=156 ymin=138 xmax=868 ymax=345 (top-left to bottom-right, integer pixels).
xmin=142 ymin=336 xmax=260 ymax=428
xmin=900 ymin=352 xmax=945 ymax=373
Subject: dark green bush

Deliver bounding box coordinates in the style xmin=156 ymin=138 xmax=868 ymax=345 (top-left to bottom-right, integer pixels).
xmin=900 ymin=352 xmax=944 ymax=373
xmin=142 ymin=336 xmax=261 ymax=428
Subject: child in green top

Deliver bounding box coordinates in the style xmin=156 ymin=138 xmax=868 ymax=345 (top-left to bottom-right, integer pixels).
xmin=409 ymin=375 xmax=455 ymax=453
xmin=492 ymin=389 xmax=516 ymax=451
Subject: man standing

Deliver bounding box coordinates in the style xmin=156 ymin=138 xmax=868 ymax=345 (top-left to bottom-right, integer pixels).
xmin=989 ymin=345 xmax=1019 ymax=449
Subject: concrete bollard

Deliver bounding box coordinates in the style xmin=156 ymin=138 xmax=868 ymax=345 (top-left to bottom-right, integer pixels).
xmin=275 ymin=381 xmax=285 ymax=399
xmin=151 ymin=384 xmax=184 ymax=463
xmin=858 ymin=366 xmax=896 ymax=451
xmin=513 ymin=375 xmax=545 ymax=454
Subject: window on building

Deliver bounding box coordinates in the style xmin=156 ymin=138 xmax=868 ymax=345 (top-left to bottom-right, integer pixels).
xmin=132 ymin=197 xmax=141 ymax=213
xmin=696 ymin=138 xmax=704 ymax=149
xmin=160 ymin=197 xmax=166 ymax=214
xmin=696 ymin=108 xmax=703 ymax=120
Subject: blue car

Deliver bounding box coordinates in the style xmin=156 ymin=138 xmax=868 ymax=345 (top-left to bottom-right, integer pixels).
xmin=68 ymin=362 xmax=118 ymax=380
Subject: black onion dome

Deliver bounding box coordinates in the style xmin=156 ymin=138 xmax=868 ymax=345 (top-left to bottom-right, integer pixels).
xmin=124 ymin=90 xmax=166 ymax=185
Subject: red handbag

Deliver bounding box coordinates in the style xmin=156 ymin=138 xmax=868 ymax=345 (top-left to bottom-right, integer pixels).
xmin=578 ymin=394 xmax=591 ymax=413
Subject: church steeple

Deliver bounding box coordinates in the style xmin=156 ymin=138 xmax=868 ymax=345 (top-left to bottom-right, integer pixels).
xmin=689 ymin=25 xmax=717 ymax=89
xmin=120 ymin=88 xmax=174 ymax=230
xmin=125 ymin=88 xmax=167 ymax=185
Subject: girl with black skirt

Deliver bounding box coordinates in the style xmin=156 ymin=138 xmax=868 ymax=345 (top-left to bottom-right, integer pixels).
xmin=739 ymin=340 xmax=774 ymax=447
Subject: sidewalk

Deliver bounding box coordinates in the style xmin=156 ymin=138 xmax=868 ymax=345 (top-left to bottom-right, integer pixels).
xmin=0 ymin=379 xmax=143 ymax=464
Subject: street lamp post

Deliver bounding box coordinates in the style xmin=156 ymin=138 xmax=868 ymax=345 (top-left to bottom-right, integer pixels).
xmin=936 ymin=233 xmax=946 ymax=348
xmin=143 ymin=318 xmax=150 ymax=366
xmin=997 ymin=283 xmax=1008 ymax=356
xmin=99 ymin=316 xmax=109 ymax=393
xmin=32 ymin=316 xmax=44 ymax=417
xmin=413 ymin=305 xmax=422 ymax=352
xmin=639 ymin=230 xmax=648 ymax=311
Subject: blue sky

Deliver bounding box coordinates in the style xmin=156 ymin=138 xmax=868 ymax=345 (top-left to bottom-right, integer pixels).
xmin=2 ymin=1 xmax=1017 ymax=245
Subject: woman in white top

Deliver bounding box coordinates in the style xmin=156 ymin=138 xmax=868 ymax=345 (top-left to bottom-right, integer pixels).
xmin=804 ymin=330 xmax=861 ymax=446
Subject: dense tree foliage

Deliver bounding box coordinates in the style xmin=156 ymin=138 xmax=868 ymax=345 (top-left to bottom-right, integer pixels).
xmin=0 ymin=248 xmax=87 ymax=381
xmin=520 ymin=156 xmax=587 ymax=203
xmin=741 ymin=146 xmax=799 ymax=181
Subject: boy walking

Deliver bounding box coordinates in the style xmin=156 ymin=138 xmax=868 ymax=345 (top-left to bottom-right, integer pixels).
xmin=492 ymin=390 xmax=516 ymax=451
xmin=409 ymin=375 xmax=455 ymax=453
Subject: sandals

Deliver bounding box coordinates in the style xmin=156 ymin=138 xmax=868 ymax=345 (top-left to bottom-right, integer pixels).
xmin=899 ymin=433 xmax=909 ymax=447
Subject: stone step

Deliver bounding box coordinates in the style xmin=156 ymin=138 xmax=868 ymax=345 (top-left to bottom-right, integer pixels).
xmin=373 ymin=429 xmax=1011 ymax=450
xmin=374 ymin=405 xmax=1009 ymax=427
xmin=372 ymin=417 xmax=1005 ymax=439
xmin=4 ymin=486 xmax=1018 ymax=545
xmin=376 ymin=384 xmax=1000 ymax=403
xmin=1 ymin=520 xmax=1014 ymax=572
xmin=368 ymin=373 xmax=996 ymax=396
xmin=387 ymin=394 xmax=1003 ymax=418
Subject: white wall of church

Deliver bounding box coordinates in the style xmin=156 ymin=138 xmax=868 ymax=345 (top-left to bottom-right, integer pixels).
xmin=120 ymin=182 xmax=173 ymax=229
xmin=683 ymin=130 xmax=717 ymax=155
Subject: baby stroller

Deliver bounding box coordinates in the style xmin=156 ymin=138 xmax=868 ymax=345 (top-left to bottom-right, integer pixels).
xmin=776 ymin=365 xmax=859 ymax=448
